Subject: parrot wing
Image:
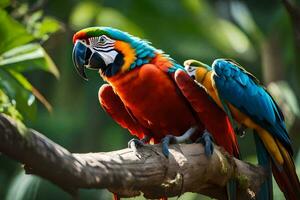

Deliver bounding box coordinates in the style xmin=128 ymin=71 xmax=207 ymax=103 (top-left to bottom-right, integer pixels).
xmin=211 ymin=59 xmax=292 ymax=154
xmin=173 ymin=69 xmax=240 ymax=158
xmin=98 ymin=84 xmax=149 ymax=139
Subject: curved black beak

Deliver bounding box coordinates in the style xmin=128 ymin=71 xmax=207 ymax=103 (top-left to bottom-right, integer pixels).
xmin=72 ymin=41 xmax=107 ymax=80
xmin=72 ymin=41 xmax=89 ymax=80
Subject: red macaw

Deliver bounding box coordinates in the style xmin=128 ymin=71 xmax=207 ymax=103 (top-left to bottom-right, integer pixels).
xmin=184 ymin=59 xmax=300 ymax=200
xmin=72 ymin=27 xmax=239 ymax=200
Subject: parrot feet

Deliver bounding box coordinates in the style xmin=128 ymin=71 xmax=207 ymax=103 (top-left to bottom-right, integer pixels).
xmin=196 ymin=130 xmax=214 ymax=157
xmin=128 ymin=138 xmax=145 ymax=149
xmin=235 ymin=124 xmax=247 ymax=138
xmin=161 ymin=135 xmax=178 ymax=158
xmin=161 ymin=126 xmax=198 ymax=158
xmin=128 ymin=135 xmax=151 ymax=159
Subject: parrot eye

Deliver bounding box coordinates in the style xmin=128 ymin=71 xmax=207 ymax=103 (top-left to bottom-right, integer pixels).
xmin=98 ymin=36 xmax=107 ymax=45
xmin=80 ymin=39 xmax=89 ymax=45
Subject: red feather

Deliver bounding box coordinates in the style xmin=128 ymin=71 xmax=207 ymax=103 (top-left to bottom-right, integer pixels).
xmin=105 ymin=63 xmax=201 ymax=141
xmin=99 ymin=57 xmax=240 ymax=200
xmin=174 ymin=70 xmax=239 ymax=157
xmin=99 ymin=56 xmax=239 ymax=156
xmin=99 ymin=84 xmax=149 ymax=139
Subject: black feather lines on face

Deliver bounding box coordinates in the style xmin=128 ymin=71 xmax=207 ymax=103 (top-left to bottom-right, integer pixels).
xmin=101 ymin=51 xmax=124 ymax=77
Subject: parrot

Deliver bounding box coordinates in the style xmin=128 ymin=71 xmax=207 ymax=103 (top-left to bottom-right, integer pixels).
xmin=72 ymin=27 xmax=239 ymax=200
xmin=184 ymin=58 xmax=300 ymax=200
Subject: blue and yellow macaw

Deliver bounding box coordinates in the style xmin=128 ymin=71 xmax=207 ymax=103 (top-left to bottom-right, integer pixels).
xmin=184 ymin=58 xmax=300 ymax=200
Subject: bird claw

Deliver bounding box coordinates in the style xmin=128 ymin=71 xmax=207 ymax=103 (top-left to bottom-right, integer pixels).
xmin=128 ymin=138 xmax=145 ymax=148
xmin=128 ymin=138 xmax=145 ymax=159
xmin=235 ymin=125 xmax=247 ymax=138
xmin=161 ymin=135 xmax=177 ymax=158
xmin=161 ymin=126 xmax=198 ymax=158
xmin=196 ymin=131 xmax=214 ymax=157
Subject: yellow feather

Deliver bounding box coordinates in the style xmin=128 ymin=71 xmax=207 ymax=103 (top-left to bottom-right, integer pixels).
xmin=114 ymin=41 xmax=136 ymax=72
xmin=256 ymin=129 xmax=284 ymax=165
xmin=194 ymin=66 xmax=284 ymax=165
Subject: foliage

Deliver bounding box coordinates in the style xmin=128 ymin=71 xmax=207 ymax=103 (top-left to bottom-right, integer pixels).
xmin=0 ymin=3 xmax=60 ymax=121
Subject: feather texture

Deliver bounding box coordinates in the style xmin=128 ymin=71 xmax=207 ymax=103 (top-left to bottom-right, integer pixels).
xmin=210 ymin=59 xmax=300 ymax=200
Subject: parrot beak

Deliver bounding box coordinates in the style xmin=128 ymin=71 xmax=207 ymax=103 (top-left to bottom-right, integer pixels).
xmin=72 ymin=41 xmax=89 ymax=80
xmin=72 ymin=41 xmax=106 ymax=80
xmin=184 ymin=59 xmax=211 ymax=70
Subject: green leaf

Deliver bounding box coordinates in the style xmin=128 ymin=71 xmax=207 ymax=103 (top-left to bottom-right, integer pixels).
xmin=33 ymin=17 xmax=61 ymax=40
xmin=0 ymin=69 xmax=37 ymax=120
xmin=0 ymin=9 xmax=34 ymax=54
xmin=0 ymin=0 xmax=10 ymax=8
xmin=5 ymin=171 xmax=40 ymax=200
xmin=9 ymin=70 xmax=52 ymax=112
xmin=25 ymin=11 xmax=62 ymax=41
xmin=216 ymin=19 xmax=255 ymax=60
xmin=0 ymin=43 xmax=60 ymax=78
xmin=229 ymin=1 xmax=264 ymax=46
xmin=0 ymin=89 xmax=22 ymax=121
xmin=181 ymin=0 xmax=255 ymax=60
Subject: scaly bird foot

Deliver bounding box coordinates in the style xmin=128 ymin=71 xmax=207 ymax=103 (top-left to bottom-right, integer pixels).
xmin=196 ymin=130 xmax=214 ymax=157
xmin=161 ymin=126 xmax=198 ymax=158
xmin=161 ymin=135 xmax=177 ymax=158
xmin=128 ymin=135 xmax=151 ymax=158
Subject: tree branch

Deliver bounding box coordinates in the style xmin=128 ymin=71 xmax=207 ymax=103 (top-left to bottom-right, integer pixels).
xmin=0 ymin=114 xmax=266 ymax=199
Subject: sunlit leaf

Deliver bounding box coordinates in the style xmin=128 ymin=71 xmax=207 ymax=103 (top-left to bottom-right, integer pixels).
xmin=26 ymin=12 xmax=62 ymax=41
xmin=0 ymin=9 xmax=34 ymax=54
xmin=181 ymin=0 xmax=255 ymax=60
xmin=0 ymin=43 xmax=60 ymax=78
xmin=5 ymin=170 xmax=40 ymax=200
xmin=217 ymin=19 xmax=255 ymax=60
xmin=229 ymin=1 xmax=264 ymax=46
xmin=26 ymin=11 xmax=43 ymax=31
xmin=0 ymin=69 xmax=36 ymax=119
xmin=34 ymin=17 xmax=61 ymax=40
xmin=9 ymin=70 xmax=52 ymax=112
xmin=0 ymin=89 xmax=22 ymax=120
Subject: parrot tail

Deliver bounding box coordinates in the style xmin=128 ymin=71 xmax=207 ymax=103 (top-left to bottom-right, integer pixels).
xmin=272 ymin=140 xmax=300 ymax=200
xmin=254 ymin=133 xmax=273 ymax=200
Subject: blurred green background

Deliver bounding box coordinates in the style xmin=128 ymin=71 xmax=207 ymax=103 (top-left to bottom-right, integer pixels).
xmin=1 ymin=0 xmax=300 ymax=199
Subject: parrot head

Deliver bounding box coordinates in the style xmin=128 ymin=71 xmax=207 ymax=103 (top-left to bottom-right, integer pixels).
xmin=72 ymin=27 xmax=157 ymax=80
xmin=184 ymin=59 xmax=212 ymax=81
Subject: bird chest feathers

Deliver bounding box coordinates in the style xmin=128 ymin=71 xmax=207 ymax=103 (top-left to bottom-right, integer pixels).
xmin=105 ymin=64 xmax=196 ymax=135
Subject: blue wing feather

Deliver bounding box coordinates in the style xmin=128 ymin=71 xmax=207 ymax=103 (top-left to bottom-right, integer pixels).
xmin=212 ymin=59 xmax=292 ymax=154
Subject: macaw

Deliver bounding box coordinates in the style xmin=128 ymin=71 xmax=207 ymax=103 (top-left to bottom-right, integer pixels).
xmin=184 ymin=58 xmax=300 ymax=200
xmin=72 ymin=27 xmax=239 ymax=200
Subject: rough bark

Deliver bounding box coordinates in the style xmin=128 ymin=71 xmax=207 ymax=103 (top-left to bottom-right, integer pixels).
xmin=0 ymin=114 xmax=266 ymax=199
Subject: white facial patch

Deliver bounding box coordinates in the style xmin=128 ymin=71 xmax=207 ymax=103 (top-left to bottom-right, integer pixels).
xmin=99 ymin=50 xmax=119 ymax=65
xmin=85 ymin=35 xmax=119 ymax=66
xmin=185 ymin=65 xmax=196 ymax=79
